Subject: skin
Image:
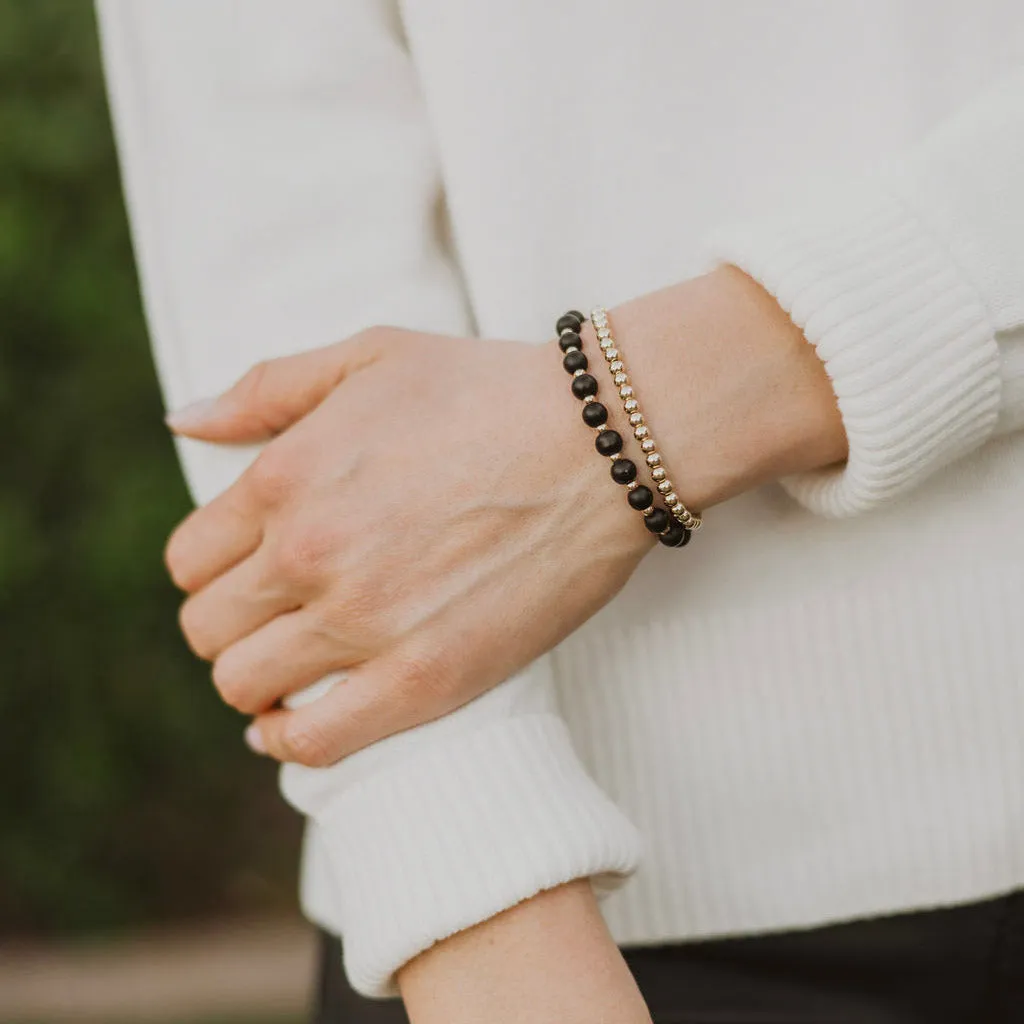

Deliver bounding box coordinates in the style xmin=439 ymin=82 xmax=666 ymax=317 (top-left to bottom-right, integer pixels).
xmin=397 ymin=880 xmax=652 ymax=1024
xmin=164 ymin=264 xmax=847 ymax=1020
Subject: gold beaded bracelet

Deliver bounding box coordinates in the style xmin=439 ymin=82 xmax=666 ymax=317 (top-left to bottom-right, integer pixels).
xmin=590 ymin=307 xmax=702 ymax=532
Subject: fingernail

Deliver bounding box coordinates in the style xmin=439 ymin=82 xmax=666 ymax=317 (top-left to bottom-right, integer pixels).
xmin=165 ymin=397 xmax=218 ymax=432
xmin=244 ymin=723 xmax=267 ymax=754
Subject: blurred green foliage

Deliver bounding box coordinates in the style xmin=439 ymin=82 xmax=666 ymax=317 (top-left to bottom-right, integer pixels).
xmin=0 ymin=2 xmax=301 ymax=936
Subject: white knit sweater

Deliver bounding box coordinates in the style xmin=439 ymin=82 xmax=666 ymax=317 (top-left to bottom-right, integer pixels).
xmin=98 ymin=0 xmax=1024 ymax=998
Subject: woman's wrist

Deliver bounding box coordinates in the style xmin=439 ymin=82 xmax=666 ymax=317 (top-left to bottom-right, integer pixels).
xmin=596 ymin=266 xmax=848 ymax=515
xmin=535 ymin=334 xmax=660 ymax=561
xmin=398 ymin=879 xmax=652 ymax=1024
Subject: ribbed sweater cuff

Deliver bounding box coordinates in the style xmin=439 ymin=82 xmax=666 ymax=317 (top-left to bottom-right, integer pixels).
xmin=307 ymin=713 xmax=641 ymax=998
xmin=708 ymin=190 xmax=1002 ymax=517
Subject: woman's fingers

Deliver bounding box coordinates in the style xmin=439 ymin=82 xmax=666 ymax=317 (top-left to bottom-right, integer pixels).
xmin=211 ymin=609 xmax=368 ymax=715
xmin=247 ymin=641 xmax=463 ymax=767
xmin=178 ymin=546 xmax=301 ymax=661
xmin=165 ymin=484 xmax=263 ymax=593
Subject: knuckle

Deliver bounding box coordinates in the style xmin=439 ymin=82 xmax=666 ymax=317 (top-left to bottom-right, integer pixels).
xmin=164 ymin=526 xmax=197 ymax=591
xmin=319 ymin=580 xmax=374 ymax=630
xmin=211 ymin=656 xmax=258 ymax=714
xmin=297 ymin=599 xmax=379 ymax=670
xmin=281 ymin=720 xmax=334 ymax=768
xmin=392 ymin=648 xmax=453 ymax=704
xmin=272 ymin=523 xmax=335 ymax=581
xmin=247 ymin=448 xmax=295 ymax=505
xmin=235 ymin=359 xmax=273 ymax=407
xmin=178 ymin=599 xmax=216 ymax=660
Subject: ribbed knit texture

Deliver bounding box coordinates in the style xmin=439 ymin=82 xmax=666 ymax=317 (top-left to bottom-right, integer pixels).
xmin=710 ymin=190 xmax=1002 ymax=517
xmin=555 ymin=549 xmax=1024 ymax=949
xmin=98 ymin=1 xmax=1024 ymax=999
xmin=294 ymin=714 xmax=640 ymax=996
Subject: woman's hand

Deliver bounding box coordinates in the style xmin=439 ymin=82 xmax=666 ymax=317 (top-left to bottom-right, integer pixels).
xmin=164 ymin=326 xmax=654 ymax=765
xmin=164 ymin=266 xmax=846 ymax=766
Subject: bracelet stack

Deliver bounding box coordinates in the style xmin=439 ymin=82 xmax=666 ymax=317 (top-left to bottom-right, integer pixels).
xmin=556 ymin=309 xmax=700 ymax=549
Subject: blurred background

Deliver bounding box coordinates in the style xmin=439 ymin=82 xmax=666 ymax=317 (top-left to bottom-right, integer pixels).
xmin=1 ymin=4 xmax=310 ymax=1020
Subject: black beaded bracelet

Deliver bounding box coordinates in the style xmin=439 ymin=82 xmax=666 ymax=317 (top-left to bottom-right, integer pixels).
xmin=556 ymin=310 xmax=690 ymax=549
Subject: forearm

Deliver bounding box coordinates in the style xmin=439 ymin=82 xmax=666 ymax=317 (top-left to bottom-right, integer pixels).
xmin=391 ymin=270 xmax=840 ymax=1018
xmin=569 ymin=265 xmax=848 ymax=531
xmin=398 ymin=880 xmax=651 ymax=1024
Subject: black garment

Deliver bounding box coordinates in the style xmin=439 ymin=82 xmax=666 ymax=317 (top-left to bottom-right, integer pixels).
xmin=312 ymin=890 xmax=1024 ymax=1023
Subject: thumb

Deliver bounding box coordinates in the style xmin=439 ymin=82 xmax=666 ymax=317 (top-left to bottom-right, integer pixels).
xmin=165 ymin=335 xmax=380 ymax=442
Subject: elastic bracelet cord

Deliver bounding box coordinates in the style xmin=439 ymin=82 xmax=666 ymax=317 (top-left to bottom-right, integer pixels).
xmin=556 ymin=310 xmax=691 ymax=549
xmin=590 ymin=307 xmax=702 ymax=533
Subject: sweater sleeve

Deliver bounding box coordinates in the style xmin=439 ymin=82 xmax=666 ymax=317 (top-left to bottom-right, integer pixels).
xmin=705 ymin=67 xmax=1024 ymax=518
xmin=96 ymin=0 xmax=640 ymax=998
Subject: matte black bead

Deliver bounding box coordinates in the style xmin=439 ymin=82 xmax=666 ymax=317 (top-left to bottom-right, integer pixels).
xmin=643 ymin=507 xmax=671 ymax=533
xmin=562 ymin=349 xmax=587 ymax=374
xmin=559 ymin=330 xmax=582 ymax=352
xmin=571 ymin=373 xmax=598 ymax=399
xmin=582 ymin=401 xmax=608 ymax=427
xmin=610 ymin=458 xmax=637 ymax=484
xmin=658 ymin=521 xmax=692 ymax=548
xmin=627 ymin=485 xmax=654 ymax=510
xmin=595 ymin=429 xmax=623 ymax=457
xmin=556 ymin=311 xmax=585 ymax=335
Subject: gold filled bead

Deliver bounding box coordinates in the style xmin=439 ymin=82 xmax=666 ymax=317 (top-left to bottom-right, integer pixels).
xmin=586 ymin=303 xmax=706 ymax=541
